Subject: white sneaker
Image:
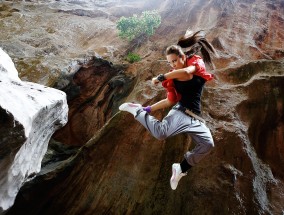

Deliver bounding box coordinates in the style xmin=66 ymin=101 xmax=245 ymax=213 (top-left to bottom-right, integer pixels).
xmin=170 ymin=163 xmax=186 ymax=190
xmin=119 ymin=103 xmax=142 ymax=116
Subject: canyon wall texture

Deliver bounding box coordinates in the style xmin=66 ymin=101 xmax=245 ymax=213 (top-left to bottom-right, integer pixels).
xmin=0 ymin=48 xmax=68 ymax=213
xmin=0 ymin=0 xmax=283 ymax=214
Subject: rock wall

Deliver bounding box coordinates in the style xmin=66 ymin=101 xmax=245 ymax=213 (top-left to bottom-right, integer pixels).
xmin=6 ymin=60 xmax=284 ymax=215
xmin=52 ymin=58 xmax=134 ymax=146
xmin=0 ymin=0 xmax=284 ymax=214
xmin=0 ymin=48 xmax=68 ymax=212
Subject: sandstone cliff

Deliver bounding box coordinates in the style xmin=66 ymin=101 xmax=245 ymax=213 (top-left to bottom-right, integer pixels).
xmin=0 ymin=0 xmax=283 ymax=214
xmin=0 ymin=48 xmax=68 ymax=212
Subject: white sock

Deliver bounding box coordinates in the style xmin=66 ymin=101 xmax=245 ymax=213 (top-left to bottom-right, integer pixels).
xmin=119 ymin=103 xmax=142 ymax=116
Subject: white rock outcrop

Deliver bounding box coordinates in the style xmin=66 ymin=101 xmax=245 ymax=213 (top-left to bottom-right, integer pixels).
xmin=0 ymin=48 xmax=68 ymax=212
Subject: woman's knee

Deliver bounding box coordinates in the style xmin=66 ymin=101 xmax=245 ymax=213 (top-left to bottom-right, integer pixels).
xmin=151 ymin=125 xmax=170 ymax=140
xmin=206 ymin=139 xmax=214 ymax=151
xmin=154 ymin=133 xmax=167 ymax=140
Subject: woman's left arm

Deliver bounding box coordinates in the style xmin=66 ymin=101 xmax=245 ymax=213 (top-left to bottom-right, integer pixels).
xmin=165 ymin=65 xmax=196 ymax=81
xmin=152 ymin=66 xmax=196 ymax=84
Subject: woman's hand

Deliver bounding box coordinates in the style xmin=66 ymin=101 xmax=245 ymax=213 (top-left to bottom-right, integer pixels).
xmin=152 ymin=77 xmax=159 ymax=85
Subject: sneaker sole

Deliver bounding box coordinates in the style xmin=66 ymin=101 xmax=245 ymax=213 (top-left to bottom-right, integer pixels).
xmin=170 ymin=165 xmax=177 ymax=190
xmin=119 ymin=103 xmax=141 ymax=111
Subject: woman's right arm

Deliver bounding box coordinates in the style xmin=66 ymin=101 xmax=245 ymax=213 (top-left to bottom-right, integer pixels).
xmin=150 ymin=98 xmax=176 ymax=112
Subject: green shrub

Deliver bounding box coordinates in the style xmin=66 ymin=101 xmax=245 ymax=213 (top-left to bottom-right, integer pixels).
xmin=117 ymin=10 xmax=161 ymax=41
xmin=126 ymin=52 xmax=141 ymax=63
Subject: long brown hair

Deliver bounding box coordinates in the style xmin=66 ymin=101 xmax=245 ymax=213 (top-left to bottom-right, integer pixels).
xmin=177 ymin=30 xmax=217 ymax=68
xmin=165 ymin=45 xmax=185 ymax=57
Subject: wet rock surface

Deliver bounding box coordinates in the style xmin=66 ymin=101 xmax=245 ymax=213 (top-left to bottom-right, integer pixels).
xmin=0 ymin=48 xmax=68 ymax=212
xmin=1 ymin=0 xmax=284 ymax=214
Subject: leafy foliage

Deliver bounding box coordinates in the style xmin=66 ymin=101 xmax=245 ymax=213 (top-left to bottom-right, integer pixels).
xmin=126 ymin=52 xmax=141 ymax=63
xmin=116 ymin=10 xmax=161 ymax=41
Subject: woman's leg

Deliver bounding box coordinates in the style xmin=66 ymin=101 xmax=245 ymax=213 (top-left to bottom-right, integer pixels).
xmin=119 ymin=103 xmax=185 ymax=140
xmin=120 ymin=103 xmax=214 ymax=189
xmin=136 ymin=108 xmax=214 ymax=162
xmin=183 ymin=121 xmax=214 ymax=166
xmin=135 ymin=109 xmax=189 ymax=140
xmin=170 ymin=119 xmax=214 ymax=190
xmin=137 ymin=109 xmax=214 ymax=190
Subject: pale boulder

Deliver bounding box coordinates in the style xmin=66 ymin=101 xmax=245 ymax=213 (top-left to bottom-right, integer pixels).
xmin=0 ymin=48 xmax=68 ymax=211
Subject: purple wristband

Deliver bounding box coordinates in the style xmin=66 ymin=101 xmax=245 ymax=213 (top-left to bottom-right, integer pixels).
xmin=143 ymin=106 xmax=151 ymax=113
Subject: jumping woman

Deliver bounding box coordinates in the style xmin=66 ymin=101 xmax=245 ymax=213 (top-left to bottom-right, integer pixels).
xmin=119 ymin=30 xmax=217 ymax=190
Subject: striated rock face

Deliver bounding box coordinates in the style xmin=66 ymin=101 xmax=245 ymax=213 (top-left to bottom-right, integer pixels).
xmin=6 ymin=60 xmax=284 ymax=215
xmin=0 ymin=48 xmax=68 ymax=212
xmin=205 ymin=60 xmax=284 ymax=214
xmin=0 ymin=0 xmax=284 ymax=214
xmin=52 ymin=57 xmax=134 ymax=146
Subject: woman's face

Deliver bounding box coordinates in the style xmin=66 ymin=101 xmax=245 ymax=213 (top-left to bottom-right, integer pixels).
xmin=166 ymin=53 xmax=186 ymax=69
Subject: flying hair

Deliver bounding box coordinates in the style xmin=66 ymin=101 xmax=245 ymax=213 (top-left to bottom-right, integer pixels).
xmin=177 ymin=30 xmax=217 ymax=69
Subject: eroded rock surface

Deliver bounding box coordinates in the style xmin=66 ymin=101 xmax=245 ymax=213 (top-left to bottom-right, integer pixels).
xmin=1 ymin=0 xmax=284 ymax=214
xmin=0 ymin=48 xmax=68 ymax=212
xmin=53 ymin=57 xmax=134 ymax=146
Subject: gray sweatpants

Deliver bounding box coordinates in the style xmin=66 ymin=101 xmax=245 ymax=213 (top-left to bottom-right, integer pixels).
xmin=135 ymin=109 xmax=214 ymax=166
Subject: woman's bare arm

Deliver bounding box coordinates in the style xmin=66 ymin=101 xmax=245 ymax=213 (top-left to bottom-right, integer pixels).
xmin=165 ymin=65 xmax=195 ymax=81
xmin=152 ymin=65 xmax=196 ymax=84
xmin=150 ymin=98 xmax=176 ymax=112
